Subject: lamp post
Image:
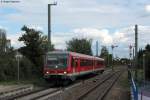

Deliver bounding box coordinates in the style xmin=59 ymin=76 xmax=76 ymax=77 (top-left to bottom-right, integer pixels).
xmin=15 ymin=51 xmax=22 ymax=83
xmin=111 ymin=45 xmax=118 ymax=70
xmin=48 ymin=2 xmax=57 ymax=44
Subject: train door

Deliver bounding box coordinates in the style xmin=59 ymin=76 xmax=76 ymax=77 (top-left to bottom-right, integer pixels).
xmin=72 ymin=57 xmax=78 ymax=74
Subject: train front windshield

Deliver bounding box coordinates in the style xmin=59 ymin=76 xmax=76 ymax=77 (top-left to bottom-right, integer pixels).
xmin=46 ymin=54 xmax=68 ymax=69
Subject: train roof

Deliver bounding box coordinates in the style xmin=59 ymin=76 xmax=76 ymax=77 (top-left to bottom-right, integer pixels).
xmin=47 ymin=51 xmax=104 ymax=61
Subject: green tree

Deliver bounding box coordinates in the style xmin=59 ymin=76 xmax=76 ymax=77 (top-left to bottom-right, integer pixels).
xmin=145 ymin=44 xmax=150 ymax=52
xmin=100 ymin=46 xmax=108 ymax=58
xmin=40 ymin=36 xmax=54 ymax=53
xmin=0 ymin=49 xmax=17 ymax=81
xmin=145 ymin=52 xmax=150 ymax=80
xmin=99 ymin=46 xmax=110 ymax=67
xmin=18 ymin=25 xmax=54 ymax=76
xmin=145 ymin=44 xmax=150 ymax=80
xmin=137 ymin=48 xmax=144 ymax=68
xmin=136 ymin=44 xmax=150 ymax=81
xmin=0 ymin=29 xmax=7 ymax=52
xmin=66 ymin=38 xmax=92 ymax=55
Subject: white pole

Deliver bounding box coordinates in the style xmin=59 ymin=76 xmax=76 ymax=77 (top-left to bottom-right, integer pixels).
xmin=112 ymin=48 xmax=113 ymax=70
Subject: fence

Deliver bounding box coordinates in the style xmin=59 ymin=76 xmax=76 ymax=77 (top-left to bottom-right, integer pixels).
xmin=128 ymin=70 xmax=138 ymax=100
xmin=139 ymin=81 xmax=150 ymax=100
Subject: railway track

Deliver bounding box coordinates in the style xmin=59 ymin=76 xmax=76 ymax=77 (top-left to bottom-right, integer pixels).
xmin=0 ymin=68 xmax=121 ymax=100
xmin=0 ymin=84 xmax=59 ymax=100
xmin=20 ymin=70 xmax=120 ymax=100
xmin=0 ymin=85 xmax=33 ymax=100
xmin=77 ymin=71 xmax=122 ymax=100
xmin=43 ymin=69 xmax=122 ymax=100
xmin=15 ymin=88 xmax=59 ymax=100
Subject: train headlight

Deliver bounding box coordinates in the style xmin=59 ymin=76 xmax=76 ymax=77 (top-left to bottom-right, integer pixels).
xmin=64 ymin=71 xmax=67 ymax=74
xmin=46 ymin=71 xmax=49 ymax=74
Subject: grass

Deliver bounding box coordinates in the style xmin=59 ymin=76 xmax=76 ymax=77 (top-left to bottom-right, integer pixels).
xmin=130 ymin=69 xmax=144 ymax=86
xmin=136 ymin=69 xmax=144 ymax=86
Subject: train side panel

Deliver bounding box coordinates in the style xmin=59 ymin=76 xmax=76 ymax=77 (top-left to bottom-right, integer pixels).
xmin=43 ymin=51 xmax=105 ymax=82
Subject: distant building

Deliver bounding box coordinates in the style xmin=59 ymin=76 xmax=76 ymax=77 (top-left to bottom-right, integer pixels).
xmin=0 ymin=28 xmax=11 ymax=52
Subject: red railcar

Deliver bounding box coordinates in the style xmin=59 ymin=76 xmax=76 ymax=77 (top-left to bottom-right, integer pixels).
xmin=43 ymin=51 xmax=105 ymax=81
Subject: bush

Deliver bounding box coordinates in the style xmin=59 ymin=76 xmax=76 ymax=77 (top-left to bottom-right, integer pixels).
xmin=0 ymin=50 xmax=35 ymax=82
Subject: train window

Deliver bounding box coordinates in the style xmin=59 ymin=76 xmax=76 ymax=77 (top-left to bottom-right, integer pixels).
xmin=80 ymin=59 xmax=93 ymax=67
xmin=101 ymin=61 xmax=104 ymax=65
xmin=47 ymin=54 xmax=68 ymax=69
xmin=80 ymin=59 xmax=85 ymax=66
xmin=96 ymin=61 xmax=103 ymax=66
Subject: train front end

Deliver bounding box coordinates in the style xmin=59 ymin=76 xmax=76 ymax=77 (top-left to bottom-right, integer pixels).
xmin=43 ymin=51 xmax=70 ymax=82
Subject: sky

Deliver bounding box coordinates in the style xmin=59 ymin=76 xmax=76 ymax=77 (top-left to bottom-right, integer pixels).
xmin=0 ymin=0 xmax=150 ymax=58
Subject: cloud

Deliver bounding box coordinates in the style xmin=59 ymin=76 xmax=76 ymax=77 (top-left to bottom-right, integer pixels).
xmin=67 ymin=5 xmax=121 ymax=14
xmin=51 ymin=27 xmax=128 ymax=50
xmin=27 ymin=25 xmax=43 ymax=31
xmin=6 ymin=25 xmax=150 ymax=58
xmin=0 ymin=26 xmax=3 ymax=29
xmin=114 ymin=25 xmax=150 ymax=48
xmin=1 ymin=0 xmax=150 ymax=58
xmin=73 ymin=28 xmax=113 ymax=44
xmin=0 ymin=25 xmax=7 ymax=30
xmin=113 ymin=32 xmax=127 ymax=43
xmin=7 ymin=33 xmax=24 ymax=49
xmin=0 ymin=0 xmax=140 ymax=29
xmin=145 ymin=5 xmax=150 ymax=12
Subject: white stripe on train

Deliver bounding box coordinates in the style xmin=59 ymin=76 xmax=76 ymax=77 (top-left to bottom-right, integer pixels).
xmin=47 ymin=68 xmax=104 ymax=76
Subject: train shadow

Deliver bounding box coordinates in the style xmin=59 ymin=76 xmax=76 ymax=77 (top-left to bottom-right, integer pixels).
xmin=45 ymin=72 xmax=102 ymax=88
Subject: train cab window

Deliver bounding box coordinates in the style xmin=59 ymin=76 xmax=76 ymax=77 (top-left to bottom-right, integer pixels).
xmin=47 ymin=54 xmax=68 ymax=69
